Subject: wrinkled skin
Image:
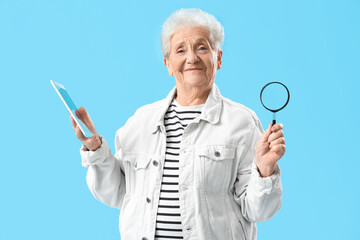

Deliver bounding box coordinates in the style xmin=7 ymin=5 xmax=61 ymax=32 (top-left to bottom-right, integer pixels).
xmin=70 ymin=26 xmax=286 ymax=177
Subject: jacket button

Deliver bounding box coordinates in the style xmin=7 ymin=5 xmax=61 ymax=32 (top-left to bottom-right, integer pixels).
xmin=152 ymin=160 xmax=158 ymax=166
xmin=146 ymin=197 xmax=151 ymax=203
xmin=214 ymin=151 xmax=221 ymax=157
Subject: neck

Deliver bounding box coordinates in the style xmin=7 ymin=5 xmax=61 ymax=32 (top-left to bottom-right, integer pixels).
xmin=175 ymin=83 xmax=212 ymax=106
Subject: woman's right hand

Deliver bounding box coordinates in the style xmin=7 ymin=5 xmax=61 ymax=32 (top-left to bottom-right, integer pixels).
xmin=70 ymin=106 xmax=102 ymax=151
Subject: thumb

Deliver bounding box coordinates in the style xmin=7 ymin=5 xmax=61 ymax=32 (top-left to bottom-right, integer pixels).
xmin=260 ymin=123 xmax=273 ymax=143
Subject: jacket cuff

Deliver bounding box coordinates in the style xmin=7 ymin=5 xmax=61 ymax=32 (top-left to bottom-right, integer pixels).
xmin=80 ymin=136 xmax=109 ymax=167
xmin=251 ymin=162 xmax=281 ymax=194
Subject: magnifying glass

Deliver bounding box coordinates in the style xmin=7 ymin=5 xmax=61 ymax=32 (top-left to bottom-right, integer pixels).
xmin=260 ymin=82 xmax=290 ymax=125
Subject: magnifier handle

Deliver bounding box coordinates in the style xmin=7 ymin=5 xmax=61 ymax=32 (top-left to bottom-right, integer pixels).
xmin=272 ymin=112 xmax=276 ymax=125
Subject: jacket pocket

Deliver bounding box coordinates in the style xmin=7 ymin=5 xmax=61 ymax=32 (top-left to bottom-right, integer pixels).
xmin=196 ymin=145 xmax=236 ymax=192
xmin=122 ymin=153 xmax=152 ymax=195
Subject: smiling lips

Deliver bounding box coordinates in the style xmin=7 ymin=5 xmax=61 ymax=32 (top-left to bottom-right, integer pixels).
xmin=185 ymin=68 xmax=202 ymax=72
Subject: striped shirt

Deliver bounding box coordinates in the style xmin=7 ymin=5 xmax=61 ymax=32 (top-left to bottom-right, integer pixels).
xmin=154 ymin=98 xmax=204 ymax=240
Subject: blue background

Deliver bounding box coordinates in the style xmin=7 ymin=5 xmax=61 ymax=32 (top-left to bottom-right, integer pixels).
xmin=1 ymin=0 xmax=359 ymax=239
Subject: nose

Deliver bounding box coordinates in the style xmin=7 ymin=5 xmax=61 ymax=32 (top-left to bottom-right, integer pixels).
xmin=186 ymin=50 xmax=199 ymax=64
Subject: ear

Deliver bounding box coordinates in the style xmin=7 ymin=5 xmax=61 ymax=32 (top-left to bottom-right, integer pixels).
xmin=164 ymin=57 xmax=174 ymax=76
xmin=216 ymin=50 xmax=223 ymax=70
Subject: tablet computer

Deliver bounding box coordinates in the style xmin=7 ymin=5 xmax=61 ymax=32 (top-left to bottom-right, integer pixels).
xmin=50 ymin=80 xmax=92 ymax=137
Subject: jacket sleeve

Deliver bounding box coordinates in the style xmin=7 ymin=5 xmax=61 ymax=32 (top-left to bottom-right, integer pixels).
xmin=233 ymin=117 xmax=283 ymax=223
xmin=80 ymin=128 xmax=126 ymax=209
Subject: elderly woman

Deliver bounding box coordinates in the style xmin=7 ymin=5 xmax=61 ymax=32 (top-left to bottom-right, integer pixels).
xmin=71 ymin=8 xmax=285 ymax=240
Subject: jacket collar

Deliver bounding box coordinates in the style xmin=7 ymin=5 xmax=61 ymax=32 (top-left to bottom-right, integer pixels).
xmin=151 ymin=83 xmax=222 ymax=134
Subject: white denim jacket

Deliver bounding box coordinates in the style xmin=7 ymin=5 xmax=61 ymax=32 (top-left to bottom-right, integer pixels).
xmin=80 ymin=84 xmax=282 ymax=240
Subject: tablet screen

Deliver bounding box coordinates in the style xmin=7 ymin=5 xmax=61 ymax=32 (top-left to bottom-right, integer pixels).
xmin=51 ymin=80 xmax=92 ymax=137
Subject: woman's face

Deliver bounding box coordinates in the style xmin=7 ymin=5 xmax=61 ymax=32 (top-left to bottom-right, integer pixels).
xmin=164 ymin=26 xmax=222 ymax=89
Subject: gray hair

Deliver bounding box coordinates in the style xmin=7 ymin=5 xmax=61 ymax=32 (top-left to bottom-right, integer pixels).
xmin=161 ymin=8 xmax=224 ymax=59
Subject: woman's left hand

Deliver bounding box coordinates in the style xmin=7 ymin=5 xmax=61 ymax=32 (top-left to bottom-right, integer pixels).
xmin=255 ymin=123 xmax=286 ymax=177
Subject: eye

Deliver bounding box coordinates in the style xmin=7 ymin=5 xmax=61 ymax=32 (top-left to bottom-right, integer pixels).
xmin=199 ymin=46 xmax=207 ymax=51
xmin=176 ymin=49 xmax=184 ymax=54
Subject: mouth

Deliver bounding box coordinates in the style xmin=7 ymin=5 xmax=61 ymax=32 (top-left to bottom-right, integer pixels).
xmin=185 ymin=68 xmax=202 ymax=72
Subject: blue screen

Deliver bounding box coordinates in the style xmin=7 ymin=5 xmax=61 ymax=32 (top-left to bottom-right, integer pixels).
xmin=58 ymin=88 xmax=77 ymax=110
xmin=52 ymin=80 xmax=92 ymax=137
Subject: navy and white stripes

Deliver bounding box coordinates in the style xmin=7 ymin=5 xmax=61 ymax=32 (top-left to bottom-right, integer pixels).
xmin=154 ymin=98 xmax=203 ymax=240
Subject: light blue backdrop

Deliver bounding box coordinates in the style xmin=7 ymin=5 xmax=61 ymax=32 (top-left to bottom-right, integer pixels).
xmin=1 ymin=0 xmax=359 ymax=239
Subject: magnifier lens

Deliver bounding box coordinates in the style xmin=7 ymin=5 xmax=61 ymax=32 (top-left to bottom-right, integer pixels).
xmin=261 ymin=83 xmax=289 ymax=111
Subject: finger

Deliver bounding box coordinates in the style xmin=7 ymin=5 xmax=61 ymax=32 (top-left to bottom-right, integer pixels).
xmin=74 ymin=109 xmax=91 ymax=131
xmin=260 ymin=123 xmax=273 ymax=143
xmin=75 ymin=108 xmax=95 ymax=135
xmin=270 ymin=144 xmax=286 ymax=156
xmin=271 ymin=123 xmax=284 ymax=132
xmin=78 ymin=106 xmax=97 ymax=134
xmin=69 ymin=113 xmax=77 ymax=130
xmin=268 ymin=130 xmax=284 ymax=143
xmin=269 ymin=137 xmax=285 ymax=149
xmin=74 ymin=124 xmax=87 ymax=142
